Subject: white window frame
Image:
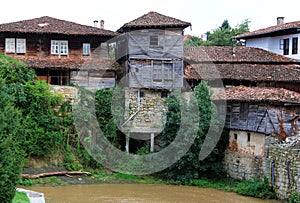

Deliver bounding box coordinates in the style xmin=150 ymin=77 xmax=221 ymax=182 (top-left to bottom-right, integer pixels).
xmin=5 ymin=38 xmax=15 ymax=53
xmin=51 ymin=40 xmax=68 ymax=55
xmin=83 ymin=43 xmax=91 ymax=55
xmin=16 ymin=38 xmax=26 ymax=53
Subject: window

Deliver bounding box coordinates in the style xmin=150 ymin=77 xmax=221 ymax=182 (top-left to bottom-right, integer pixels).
xmin=51 ymin=40 xmax=68 ymax=55
xmin=163 ymin=63 xmax=173 ymax=80
xmin=5 ymin=38 xmax=26 ymax=53
xmin=240 ymin=103 xmax=249 ymax=121
xmin=161 ymin=91 xmax=168 ymax=98
xmin=153 ymin=63 xmax=162 ymax=81
xmin=283 ymin=38 xmax=289 ymax=55
xmin=83 ymin=43 xmax=91 ymax=55
xmin=292 ymin=37 xmax=298 ymax=55
xmin=247 ymin=132 xmax=251 ymax=142
xmin=234 ymin=133 xmax=238 ymax=140
xmin=16 ymin=39 xmax=26 ymax=53
xmin=150 ymin=35 xmax=159 ymax=47
xmin=5 ymin=38 xmax=15 ymax=53
xmin=138 ymin=91 xmax=144 ymax=98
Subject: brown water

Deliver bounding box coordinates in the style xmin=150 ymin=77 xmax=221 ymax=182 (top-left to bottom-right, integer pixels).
xmin=26 ymin=184 xmax=279 ymax=203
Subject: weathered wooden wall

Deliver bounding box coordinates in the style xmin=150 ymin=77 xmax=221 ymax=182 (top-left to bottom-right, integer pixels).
xmin=225 ymin=102 xmax=300 ymax=136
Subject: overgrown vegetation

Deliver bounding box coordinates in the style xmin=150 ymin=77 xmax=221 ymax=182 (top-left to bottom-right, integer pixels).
xmin=290 ymin=193 xmax=300 ymax=203
xmin=160 ymin=81 xmax=228 ymax=183
xmin=184 ymin=19 xmax=250 ymax=47
xmin=12 ymin=192 xmax=30 ymax=203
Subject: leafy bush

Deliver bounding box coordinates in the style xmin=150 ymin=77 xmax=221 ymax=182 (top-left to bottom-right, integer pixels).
xmin=0 ymin=79 xmax=24 ymax=203
xmin=161 ymin=81 xmax=228 ymax=183
xmin=290 ymin=193 xmax=300 ymax=203
xmin=234 ymin=177 xmax=276 ymax=199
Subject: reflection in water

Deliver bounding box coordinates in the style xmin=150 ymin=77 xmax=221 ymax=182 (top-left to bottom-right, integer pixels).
xmin=26 ymin=184 xmax=279 ymax=203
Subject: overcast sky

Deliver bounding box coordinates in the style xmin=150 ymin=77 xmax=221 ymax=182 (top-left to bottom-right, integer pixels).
xmin=1 ymin=0 xmax=299 ymax=36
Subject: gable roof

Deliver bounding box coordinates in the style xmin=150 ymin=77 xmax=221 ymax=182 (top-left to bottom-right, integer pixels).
xmin=184 ymin=46 xmax=300 ymax=82
xmin=213 ymin=86 xmax=300 ymax=104
xmin=184 ymin=46 xmax=297 ymax=63
xmin=0 ymin=16 xmax=118 ymax=36
xmin=117 ymin=11 xmax=191 ymax=32
xmin=235 ymin=20 xmax=300 ymax=39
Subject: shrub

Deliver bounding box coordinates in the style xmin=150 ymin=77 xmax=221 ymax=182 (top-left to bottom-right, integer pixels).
xmin=290 ymin=193 xmax=300 ymax=203
xmin=234 ymin=177 xmax=276 ymax=199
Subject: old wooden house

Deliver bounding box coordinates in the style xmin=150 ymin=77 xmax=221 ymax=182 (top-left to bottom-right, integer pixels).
xmin=115 ymin=12 xmax=191 ymax=152
xmin=213 ymin=86 xmax=300 ymax=180
xmin=0 ymin=16 xmax=119 ymax=88
xmin=184 ymin=46 xmax=300 ymax=92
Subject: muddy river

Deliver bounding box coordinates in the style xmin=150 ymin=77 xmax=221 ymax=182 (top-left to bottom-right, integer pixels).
xmin=25 ymin=184 xmax=281 ymax=203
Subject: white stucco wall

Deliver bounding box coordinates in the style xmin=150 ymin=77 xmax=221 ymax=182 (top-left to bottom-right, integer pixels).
xmin=246 ymin=33 xmax=300 ymax=60
xmin=229 ymin=130 xmax=266 ymax=156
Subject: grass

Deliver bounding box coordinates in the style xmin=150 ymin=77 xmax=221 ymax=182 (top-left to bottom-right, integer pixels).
xmin=12 ymin=191 xmax=30 ymax=203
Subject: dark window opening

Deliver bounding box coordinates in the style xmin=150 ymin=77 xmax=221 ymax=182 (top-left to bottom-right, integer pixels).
xmin=240 ymin=103 xmax=249 ymax=121
xmin=35 ymin=68 xmax=69 ymax=85
xmin=150 ymin=35 xmax=159 ymax=47
xmin=161 ymin=91 xmax=168 ymax=98
xmin=283 ymin=38 xmax=289 ymax=55
xmin=234 ymin=133 xmax=238 ymax=140
xmin=292 ymin=37 xmax=298 ymax=55
xmin=247 ymin=132 xmax=251 ymax=142
xmin=138 ymin=91 xmax=144 ymax=98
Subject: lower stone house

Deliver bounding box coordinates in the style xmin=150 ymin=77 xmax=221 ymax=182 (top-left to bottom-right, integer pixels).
xmin=213 ymin=86 xmax=300 ymax=181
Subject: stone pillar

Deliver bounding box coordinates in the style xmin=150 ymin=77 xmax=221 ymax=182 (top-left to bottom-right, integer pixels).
xmin=125 ymin=134 xmax=130 ymax=153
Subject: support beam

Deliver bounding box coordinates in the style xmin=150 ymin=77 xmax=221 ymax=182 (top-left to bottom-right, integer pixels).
xmin=150 ymin=133 xmax=155 ymax=152
xmin=125 ymin=134 xmax=130 ymax=153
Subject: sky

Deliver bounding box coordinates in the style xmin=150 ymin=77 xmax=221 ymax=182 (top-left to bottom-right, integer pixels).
xmin=1 ymin=0 xmax=300 ymax=36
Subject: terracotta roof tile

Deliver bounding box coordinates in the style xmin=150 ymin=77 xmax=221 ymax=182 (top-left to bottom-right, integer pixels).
xmin=0 ymin=16 xmax=118 ymax=36
xmin=118 ymin=11 xmax=191 ymax=32
xmin=184 ymin=46 xmax=300 ymax=82
xmin=235 ymin=20 xmax=300 ymax=39
xmin=12 ymin=56 xmax=122 ymax=71
xmin=185 ymin=63 xmax=300 ymax=82
xmin=184 ymin=46 xmax=297 ymax=63
xmin=213 ymin=86 xmax=300 ymax=104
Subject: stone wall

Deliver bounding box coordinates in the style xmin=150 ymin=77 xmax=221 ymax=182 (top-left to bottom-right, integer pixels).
xmin=268 ymin=144 xmax=300 ymax=199
xmin=124 ymin=88 xmax=167 ymax=132
xmin=51 ymin=85 xmax=78 ymax=103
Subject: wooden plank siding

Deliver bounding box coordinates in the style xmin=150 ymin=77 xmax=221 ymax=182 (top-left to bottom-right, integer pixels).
xmin=225 ymin=102 xmax=300 ymax=136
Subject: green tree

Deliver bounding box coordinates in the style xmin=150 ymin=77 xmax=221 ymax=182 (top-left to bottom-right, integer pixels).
xmin=161 ymin=81 xmax=228 ymax=183
xmin=184 ymin=19 xmax=250 ymax=47
xmin=0 ymin=80 xmax=24 ymax=203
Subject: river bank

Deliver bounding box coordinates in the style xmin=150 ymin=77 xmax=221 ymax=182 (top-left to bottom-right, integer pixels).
xmin=18 ymin=166 xmax=280 ymax=202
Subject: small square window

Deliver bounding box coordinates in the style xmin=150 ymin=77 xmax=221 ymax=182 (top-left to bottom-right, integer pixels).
xmin=150 ymin=35 xmax=159 ymax=47
xmin=161 ymin=91 xmax=168 ymax=98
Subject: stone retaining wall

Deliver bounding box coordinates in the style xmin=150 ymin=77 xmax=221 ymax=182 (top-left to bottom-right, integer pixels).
xmin=268 ymin=145 xmax=300 ymax=199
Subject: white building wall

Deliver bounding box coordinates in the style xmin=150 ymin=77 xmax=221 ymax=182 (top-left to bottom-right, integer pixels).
xmin=245 ymin=33 xmax=300 ymax=60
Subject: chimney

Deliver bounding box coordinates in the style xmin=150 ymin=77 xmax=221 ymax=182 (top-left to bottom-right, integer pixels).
xmin=277 ymin=17 xmax=284 ymax=25
xmin=100 ymin=20 xmax=104 ymax=29
xmin=93 ymin=20 xmax=99 ymax=27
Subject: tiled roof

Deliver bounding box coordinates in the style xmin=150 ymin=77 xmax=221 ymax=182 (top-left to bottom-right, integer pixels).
xmin=14 ymin=56 xmax=122 ymax=71
xmin=235 ymin=20 xmax=300 ymax=39
xmin=0 ymin=16 xmax=118 ymax=36
xmin=118 ymin=11 xmax=191 ymax=32
xmin=184 ymin=46 xmax=297 ymax=63
xmin=185 ymin=63 xmax=300 ymax=82
xmin=213 ymin=86 xmax=300 ymax=104
xmin=184 ymin=46 xmax=300 ymax=82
